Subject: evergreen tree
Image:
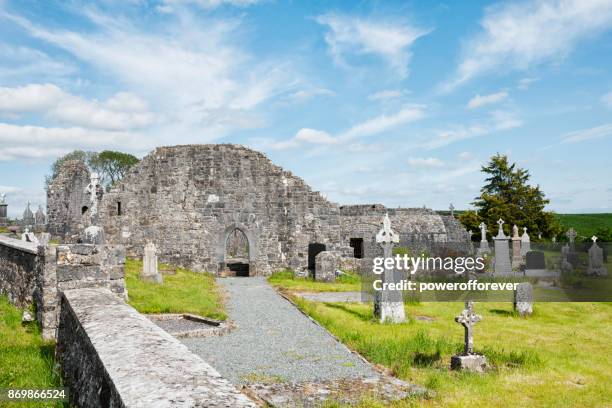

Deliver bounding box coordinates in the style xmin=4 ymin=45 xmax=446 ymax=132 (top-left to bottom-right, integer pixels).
xmin=463 ymin=154 xmax=561 ymax=239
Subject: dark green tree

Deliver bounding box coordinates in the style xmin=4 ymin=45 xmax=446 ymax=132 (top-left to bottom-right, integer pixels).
xmin=89 ymin=150 xmax=139 ymax=185
xmin=458 ymin=210 xmax=480 ymax=241
xmin=46 ymin=150 xmax=139 ymax=189
xmin=468 ymin=154 xmax=561 ymax=239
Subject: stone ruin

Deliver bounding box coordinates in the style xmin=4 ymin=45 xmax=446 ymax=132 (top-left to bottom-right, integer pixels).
xmin=47 ymin=144 xmax=470 ymax=276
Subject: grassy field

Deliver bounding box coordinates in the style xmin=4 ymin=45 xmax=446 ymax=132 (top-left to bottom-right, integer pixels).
xmin=125 ymin=258 xmax=226 ymax=320
xmin=555 ymin=213 xmax=612 ymax=238
xmin=268 ymin=269 xmax=362 ymax=292
xmin=0 ymin=296 xmax=65 ymax=408
xmin=293 ymin=298 xmax=612 ymax=407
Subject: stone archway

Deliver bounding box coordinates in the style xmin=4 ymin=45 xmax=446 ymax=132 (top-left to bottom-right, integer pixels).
xmin=225 ymin=228 xmax=250 ymax=276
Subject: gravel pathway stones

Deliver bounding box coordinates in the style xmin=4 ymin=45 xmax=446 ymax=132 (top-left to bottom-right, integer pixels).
xmin=181 ymin=277 xmax=376 ymax=384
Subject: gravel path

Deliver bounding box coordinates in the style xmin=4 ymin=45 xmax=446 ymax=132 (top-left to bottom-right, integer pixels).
xmin=181 ymin=277 xmax=377 ymax=385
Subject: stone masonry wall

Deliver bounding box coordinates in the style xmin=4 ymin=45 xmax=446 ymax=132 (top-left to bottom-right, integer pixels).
xmin=0 ymin=235 xmax=39 ymax=307
xmin=57 ymin=288 xmax=256 ymax=408
xmin=98 ymin=144 xmax=344 ymax=275
xmin=47 ymin=160 xmax=91 ymax=239
xmin=0 ymin=235 xmax=125 ymax=339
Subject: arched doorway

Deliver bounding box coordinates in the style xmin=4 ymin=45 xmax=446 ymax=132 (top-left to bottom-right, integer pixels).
xmin=226 ymin=228 xmax=250 ymax=276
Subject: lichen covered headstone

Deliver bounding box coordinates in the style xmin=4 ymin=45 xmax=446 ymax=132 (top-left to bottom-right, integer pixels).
xmin=587 ymin=236 xmax=608 ymax=277
xmin=314 ymin=251 xmax=340 ymax=282
xmin=141 ymin=241 xmax=162 ymax=283
xmin=513 ymin=282 xmax=533 ymax=317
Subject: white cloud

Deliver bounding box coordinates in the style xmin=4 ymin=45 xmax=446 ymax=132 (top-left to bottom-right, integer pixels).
xmin=0 ymin=83 xmax=154 ymax=131
xmin=562 ymin=123 xmax=612 ymax=143
xmin=467 ymin=91 xmax=508 ymax=109
xmin=340 ymin=105 xmax=425 ymax=141
xmin=315 ymin=13 xmax=430 ymax=78
xmin=517 ymin=77 xmax=538 ymax=90
xmin=287 ymin=88 xmax=334 ymax=103
xmin=159 ymin=0 xmax=260 ymax=12
xmin=295 ymin=128 xmax=336 ymax=144
xmin=458 ymin=151 xmax=474 ymax=161
xmin=0 ymin=122 xmax=145 ymax=161
xmin=271 ymin=105 xmax=426 ymax=150
xmin=407 ymin=157 xmax=445 ymax=167
xmin=0 ymin=83 xmax=63 ymax=113
xmin=602 ymin=91 xmax=612 ymax=109
xmin=1 ymin=7 xmax=292 ymax=142
xmin=422 ymin=110 xmax=522 ymax=149
xmin=444 ymin=0 xmax=612 ymax=89
xmin=368 ymin=89 xmax=403 ymax=101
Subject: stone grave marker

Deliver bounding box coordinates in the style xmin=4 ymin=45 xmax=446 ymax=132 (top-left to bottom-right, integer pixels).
xmin=520 ymin=227 xmax=531 ymax=256
xmin=477 ymin=222 xmax=490 ymax=256
xmin=373 ymin=213 xmax=405 ymax=324
xmin=511 ymin=225 xmax=523 ymax=267
xmin=451 ymin=301 xmax=487 ymax=372
xmin=587 ymin=236 xmax=608 ymax=276
xmin=493 ymin=219 xmax=512 ymax=276
xmin=315 ymin=251 xmax=341 ymax=282
xmin=141 ymin=241 xmax=163 ymax=283
xmin=513 ymin=282 xmax=533 ymax=317
xmin=525 ymin=251 xmax=546 ymax=270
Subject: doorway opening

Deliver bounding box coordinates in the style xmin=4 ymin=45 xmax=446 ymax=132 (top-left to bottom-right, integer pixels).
xmin=350 ymin=238 xmax=364 ymax=259
xmin=308 ymin=243 xmax=326 ymax=271
xmin=226 ymin=228 xmax=250 ymax=276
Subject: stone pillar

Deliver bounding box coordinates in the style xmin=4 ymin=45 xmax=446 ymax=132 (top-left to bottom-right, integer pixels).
xmin=493 ymin=219 xmax=512 ymax=276
xmin=513 ymin=282 xmax=533 ymax=317
xmin=0 ymin=203 xmax=7 ymax=226
xmin=141 ymin=241 xmax=162 ymax=283
xmin=511 ymin=225 xmax=523 ymax=268
xmin=373 ymin=214 xmax=405 ymax=324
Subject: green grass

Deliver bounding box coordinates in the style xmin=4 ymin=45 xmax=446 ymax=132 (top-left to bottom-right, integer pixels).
xmin=125 ymin=258 xmax=226 ymax=320
xmin=291 ymin=298 xmax=612 ymax=407
xmin=268 ymin=269 xmax=362 ymax=292
xmin=0 ymin=296 xmax=65 ymax=408
xmin=555 ymin=213 xmax=612 ymax=238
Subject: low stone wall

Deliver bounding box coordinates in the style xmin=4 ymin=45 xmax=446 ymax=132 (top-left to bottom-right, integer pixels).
xmin=0 ymin=235 xmax=40 ymax=307
xmin=0 ymin=235 xmax=126 ymax=339
xmin=58 ymin=288 xmax=256 ymax=408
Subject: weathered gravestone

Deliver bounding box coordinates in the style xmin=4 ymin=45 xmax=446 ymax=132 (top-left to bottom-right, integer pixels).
xmin=513 ymin=282 xmax=533 ymax=317
xmin=525 ymin=251 xmax=546 ymax=270
xmin=373 ymin=213 xmax=406 ymax=324
xmin=494 ymin=219 xmax=512 ymax=276
xmin=315 ymin=251 xmax=341 ymax=282
xmin=511 ymin=225 xmax=523 ymax=267
xmin=561 ymin=244 xmax=573 ymax=273
xmin=520 ymin=227 xmax=531 ymax=256
xmin=451 ymin=301 xmax=487 ymax=372
xmin=587 ymin=236 xmax=608 ymax=277
xmin=477 ymin=222 xmax=491 ymax=256
xmin=141 ymin=241 xmax=163 ymax=283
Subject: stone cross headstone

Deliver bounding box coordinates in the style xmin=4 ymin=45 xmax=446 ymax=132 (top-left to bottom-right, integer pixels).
xmin=449 ymin=203 xmax=455 ymax=217
xmin=511 ymin=225 xmax=523 ymax=267
xmin=566 ymin=228 xmax=577 ymax=249
xmin=587 ymin=236 xmax=608 ymax=276
xmin=538 ymin=232 xmax=542 ymax=240
xmin=514 ymin=282 xmax=533 ymax=317
xmin=141 ymin=241 xmax=163 ymax=283
xmin=477 ymin=222 xmax=490 ymax=255
xmin=520 ymin=227 xmax=531 ymax=256
xmin=451 ymin=301 xmax=487 ymax=372
xmin=85 ymin=172 xmax=101 ymax=222
xmin=373 ymin=213 xmax=405 ymax=324
xmin=494 ymin=219 xmax=512 ymax=276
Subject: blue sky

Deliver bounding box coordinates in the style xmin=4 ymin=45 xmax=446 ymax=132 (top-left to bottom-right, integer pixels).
xmin=1 ymin=0 xmax=612 ymax=217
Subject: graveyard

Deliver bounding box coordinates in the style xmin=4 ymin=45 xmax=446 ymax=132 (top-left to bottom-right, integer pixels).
xmin=2 ymin=1 xmax=612 ymax=407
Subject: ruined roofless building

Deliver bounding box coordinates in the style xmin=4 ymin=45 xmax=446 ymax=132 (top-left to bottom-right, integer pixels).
xmin=47 ymin=144 xmax=469 ymax=276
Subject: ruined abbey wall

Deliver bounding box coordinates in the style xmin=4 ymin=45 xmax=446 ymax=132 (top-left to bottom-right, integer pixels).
xmin=47 ymin=160 xmax=91 ymax=238
xmin=47 ymin=144 xmax=470 ymax=275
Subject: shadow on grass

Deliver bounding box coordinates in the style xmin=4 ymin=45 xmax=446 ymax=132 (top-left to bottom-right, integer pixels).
xmin=488 ymin=309 xmax=515 ymax=316
xmin=323 ymin=303 xmax=372 ymax=322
